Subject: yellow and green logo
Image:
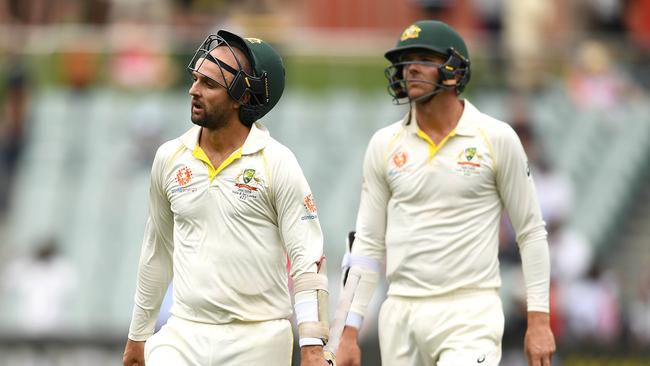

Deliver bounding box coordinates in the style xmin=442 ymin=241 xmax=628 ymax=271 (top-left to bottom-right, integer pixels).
xmin=243 ymin=168 xmax=256 ymax=184
xmin=465 ymin=147 xmax=476 ymax=161
xmin=400 ymin=24 xmax=422 ymax=41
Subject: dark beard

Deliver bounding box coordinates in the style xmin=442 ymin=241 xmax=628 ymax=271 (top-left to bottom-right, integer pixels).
xmin=191 ymin=106 xmax=231 ymax=130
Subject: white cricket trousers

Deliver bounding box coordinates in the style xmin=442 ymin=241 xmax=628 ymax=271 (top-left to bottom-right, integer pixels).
xmin=378 ymin=288 xmax=504 ymax=366
xmin=145 ymin=315 xmax=293 ymax=366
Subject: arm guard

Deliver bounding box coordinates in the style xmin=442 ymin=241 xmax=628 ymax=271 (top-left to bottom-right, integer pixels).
xmin=293 ymin=257 xmax=330 ymax=345
xmin=339 ymin=231 xmax=381 ymax=329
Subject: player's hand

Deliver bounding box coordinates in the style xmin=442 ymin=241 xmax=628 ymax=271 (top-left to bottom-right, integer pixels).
xmin=524 ymin=311 xmax=556 ymax=366
xmin=300 ymin=345 xmax=329 ymax=366
xmin=123 ymin=339 xmax=146 ymax=366
xmin=336 ymin=326 xmax=361 ymax=366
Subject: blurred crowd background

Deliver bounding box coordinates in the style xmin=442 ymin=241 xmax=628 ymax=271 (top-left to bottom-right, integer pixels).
xmin=0 ymin=0 xmax=649 ymax=365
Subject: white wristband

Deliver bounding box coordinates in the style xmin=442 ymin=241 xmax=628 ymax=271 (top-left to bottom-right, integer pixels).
xmin=299 ymin=337 xmax=325 ymax=347
xmin=294 ymin=298 xmax=319 ymax=324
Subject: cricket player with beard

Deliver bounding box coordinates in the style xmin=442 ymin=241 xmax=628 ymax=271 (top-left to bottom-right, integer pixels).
xmin=122 ymin=30 xmax=330 ymax=366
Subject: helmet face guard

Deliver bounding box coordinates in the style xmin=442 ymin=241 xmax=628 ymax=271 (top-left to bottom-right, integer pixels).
xmin=187 ymin=35 xmax=269 ymax=115
xmin=385 ymin=47 xmax=471 ymax=105
xmin=384 ymin=21 xmax=471 ymax=105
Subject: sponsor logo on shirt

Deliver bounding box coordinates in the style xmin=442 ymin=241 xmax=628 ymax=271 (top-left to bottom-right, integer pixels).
xmin=393 ymin=150 xmax=408 ymax=168
xmin=455 ymin=146 xmax=483 ymax=176
xmin=301 ymin=193 xmax=318 ymax=220
xmin=388 ymin=149 xmax=410 ymax=177
xmin=176 ymin=166 xmax=193 ymax=186
xmin=233 ymin=168 xmax=264 ymax=201
xmin=171 ymin=166 xmax=198 ymax=193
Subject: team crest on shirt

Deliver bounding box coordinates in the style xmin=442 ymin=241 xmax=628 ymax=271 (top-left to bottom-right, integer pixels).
xmin=456 ymin=147 xmax=483 ymax=176
xmin=232 ymin=168 xmax=264 ymax=201
xmin=301 ymin=193 xmax=318 ymax=220
xmin=465 ymin=147 xmax=477 ymax=161
xmin=242 ymin=168 xmax=256 ymax=184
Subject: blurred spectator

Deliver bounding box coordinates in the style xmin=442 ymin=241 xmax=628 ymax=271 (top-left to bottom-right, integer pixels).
xmin=472 ymin=0 xmax=503 ymax=34
xmin=0 ymin=0 xmax=8 ymax=22
xmin=624 ymin=0 xmax=650 ymax=88
xmin=1 ymin=0 xmax=111 ymax=25
xmin=511 ymin=104 xmax=575 ymax=224
xmin=499 ymin=97 xmax=582 ymax=348
xmin=413 ymin=0 xmax=483 ymax=35
xmin=560 ymin=262 xmax=621 ymax=346
xmin=0 ymin=57 xmax=29 ymax=218
xmin=624 ymin=0 xmax=650 ymax=50
xmin=124 ymin=98 xmax=166 ymax=170
xmin=550 ymin=224 xmax=593 ymax=285
xmin=546 ymin=220 xmax=593 ymax=345
xmin=502 ymin=0 xmax=560 ymax=93
xmin=571 ymin=0 xmax=625 ymax=35
xmin=59 ymin=48 xmax=101 ymax=91
xmin=109 ymin=0 xmax=171 ymax=23
xmin=110 ymin=46 xmax=175 ymax=89
xmin=566 ymin=40 xmax=639 ymax=111
xmin=0 ymin=237 xmax=78 ymax=335
xmin=629 ymin=268 xmax=650 ymax=345
xmin=109 ymin=26 xmax=177 ymax=90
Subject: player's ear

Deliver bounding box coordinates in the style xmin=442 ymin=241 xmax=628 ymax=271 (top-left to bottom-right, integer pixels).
xmin=232 ymin=93 xmax=250 ymax=111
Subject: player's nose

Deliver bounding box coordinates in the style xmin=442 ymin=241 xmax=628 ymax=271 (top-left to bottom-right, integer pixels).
xmin=404 ymin=63 xmax=420 ymax=77
xmin=189 ymin=80 xmax=200 ymax=97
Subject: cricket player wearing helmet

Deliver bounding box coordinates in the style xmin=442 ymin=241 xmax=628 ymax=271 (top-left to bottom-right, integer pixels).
xmin=335 ymin=20 xmax=556 ymax=366
xmin=122 ymin=30 xmax=330 ymax=366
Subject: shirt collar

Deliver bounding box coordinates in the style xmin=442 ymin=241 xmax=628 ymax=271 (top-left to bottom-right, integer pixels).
xmin=455 ymin=99 xmax=479 ymax=136
xmin=179 ymin=122 xmax=270 ymax=155
xmin=401 ymin=99 xmax=479 ymax=137
xmin=241 ymin=122 xmax=270 ymax=155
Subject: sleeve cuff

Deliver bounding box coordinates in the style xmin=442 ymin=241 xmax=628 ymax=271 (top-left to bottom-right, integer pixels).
xmin=128 ymin=304 xmax=158 ymax=342
xmin=127 ymin=333 xmax=151 ymax=342
xmin=527 ymin=305 xmax=550 ymax=313
xmin=345 ymin=311 xmax=363 ymax=330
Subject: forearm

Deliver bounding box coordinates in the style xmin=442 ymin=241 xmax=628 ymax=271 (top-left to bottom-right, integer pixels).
xmin=519 ymin=238 xmax=550 ymax=312
xmin=128 ymin=225 xmax=173 ymax=340
xmin=128 ymin=277 xmax=171 ymax=340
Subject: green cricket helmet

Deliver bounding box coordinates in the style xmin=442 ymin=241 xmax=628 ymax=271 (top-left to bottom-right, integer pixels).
xmin=188 ymin=30 xmax=286 ymax=126
xmin=384 ymin=20 xmax=471 ymax=103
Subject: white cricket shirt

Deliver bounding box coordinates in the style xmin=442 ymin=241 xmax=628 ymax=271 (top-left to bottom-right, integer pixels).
xmin=128 ymin=123 xmax=324 ymax=340
xmin=353 ymin=100 xmax=550 ymax=312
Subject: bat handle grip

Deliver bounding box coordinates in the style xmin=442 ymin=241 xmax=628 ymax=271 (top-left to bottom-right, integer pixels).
xmin=324 ymin=350 xmax=336 ymax=366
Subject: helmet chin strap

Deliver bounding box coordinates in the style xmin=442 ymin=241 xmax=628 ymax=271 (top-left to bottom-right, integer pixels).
xmin=405 ymin=78 xmax=455 ymax=104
